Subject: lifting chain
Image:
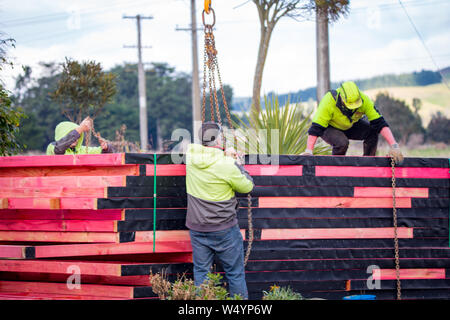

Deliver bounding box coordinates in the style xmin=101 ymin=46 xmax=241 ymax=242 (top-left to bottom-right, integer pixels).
xmin=391 ymin=157 xmax=402 ymax=300
xmin=201 ymin=4 xmax=253 ymax=267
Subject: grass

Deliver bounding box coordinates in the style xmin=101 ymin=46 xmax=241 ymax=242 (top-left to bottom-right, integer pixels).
xmin=345 ymin=140 xmax=450 ymax=158
xmin=364 ymin=83 xmax=450 ymax=127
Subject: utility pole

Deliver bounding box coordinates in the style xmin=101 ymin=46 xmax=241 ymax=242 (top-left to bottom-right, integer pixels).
xmin=315 ymin=6 xmax=330 ymax=103
xmin=123 ymin=14 xmax=153 ymax=151
xmin=176 ymin=0 xmax=201 ymax=143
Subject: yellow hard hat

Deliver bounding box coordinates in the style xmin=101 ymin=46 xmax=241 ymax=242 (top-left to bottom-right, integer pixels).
xmin=340 ymin=81 xmax=362 ymax=110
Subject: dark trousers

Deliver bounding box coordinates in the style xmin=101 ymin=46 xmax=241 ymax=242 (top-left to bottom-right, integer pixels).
xmin=321 ymin=119 xmax=379 ymax=156
xmin=189 ymin=224 xmax=248 ymax=299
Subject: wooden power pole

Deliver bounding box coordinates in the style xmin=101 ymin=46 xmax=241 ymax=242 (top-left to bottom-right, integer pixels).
xmin=123 ymin=14 xmax=153 ymax=151
xmin=316 ymin=7 xmax=330 ymax=103
xmin=176 ymin=0 xmax=201 ymax=142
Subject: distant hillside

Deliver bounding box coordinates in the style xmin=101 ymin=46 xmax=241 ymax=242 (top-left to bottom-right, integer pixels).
xmin=232 ymin=67 xmax=448 ymax=112
xmin=365 ymin=83 xmax=450 ymax=127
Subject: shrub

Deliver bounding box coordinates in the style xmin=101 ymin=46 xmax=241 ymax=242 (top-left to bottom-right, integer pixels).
xmin=262 ymin=285 xmax=303 ymax=300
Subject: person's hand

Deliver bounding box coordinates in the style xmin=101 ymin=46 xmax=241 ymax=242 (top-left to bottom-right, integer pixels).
xmin=225 ymin=147 xmax=244 ymax=164
xmin=300 ymin=149 xmax=313 ymax=156
xmin=387 ymin=143 xmax=404 ymax=165
xmin=77 ymin=117 xmax=93 ymax=133
xmin=99 ymin=137 xmax=108 ymax=150
xmin=225 ymin=147 xmax=238 ymax=159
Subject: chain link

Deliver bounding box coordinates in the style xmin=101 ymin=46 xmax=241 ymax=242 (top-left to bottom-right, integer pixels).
xmin=391 ymin=157 xmax=402 ymax=300
xmin=202 ymin=9 xmax=253 ymax=267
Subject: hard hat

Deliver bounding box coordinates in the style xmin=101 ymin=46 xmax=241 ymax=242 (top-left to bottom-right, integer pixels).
xmin=340 ymin=81 xmax=362 ymax=110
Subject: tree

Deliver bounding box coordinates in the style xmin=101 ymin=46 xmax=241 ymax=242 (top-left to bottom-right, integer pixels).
xmin=427 ymin=112 xmax=450 ymax=143
xmin=0 ymin=36 xmax=25 ymax=156
xmin=251 ymin=0 xmax=314 ymax=117
xmin=250 ymin=1 xmax=348 ymax=117
xmin=315 ymin=0 xmax=349 ymax=101
xmin=14 ymin=62 xmax=66 ymax=151
xmin=51 ymin=58 xmax=117 ymax=123
xmin=374 ymin=93 xmax=425 ymax=145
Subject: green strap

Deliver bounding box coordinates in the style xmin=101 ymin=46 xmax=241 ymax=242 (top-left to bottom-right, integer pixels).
xmin=153 ymin=153 xmax=157 ymax=253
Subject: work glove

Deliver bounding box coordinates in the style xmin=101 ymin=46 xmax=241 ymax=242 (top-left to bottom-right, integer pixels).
xmin=78 ymin=117 xmax=93 ymax=133
xmin=387 ymin=143 xmax=404 ymax=165
xmin=300 ymin=149 xmax=313 ymax=156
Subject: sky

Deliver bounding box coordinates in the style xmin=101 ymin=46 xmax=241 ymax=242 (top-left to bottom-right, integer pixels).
xmin=0 ymin=0 xmax=449 ymax=98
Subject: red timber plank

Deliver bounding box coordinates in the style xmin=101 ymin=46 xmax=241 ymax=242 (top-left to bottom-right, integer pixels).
xmin=0 ymin=187 xmax=105 ymax=198
xmin=354 ymin=187 xmax=429 ymax=198
xmin=0 ymin=198 xmax=7 ymax=209
xmin=0 ymin=231 xmax=120 ymax=243
xmin=0 ymin=209 xmax=124 ymax=220
xmin=258 ymin=197 xmax=411 ymax=208
xmin=0 ymin=165 xmax=138 ymax=177
xmin=0 ymin=220 xmax=117 ymax=232
xmin=261 ymin=227 xmax=414 ymax=240
xmin=0 ymin=272 xmax=152 ymax=286
xmin=34 ymin=242 xmax=193 ymax=258
xmin=145 ymin=164 xmax=303 ymax=176
xmin=316 ymin=166 xmax=450 ymax=179
xmin=0 ymin=292 xmax=126 ymax=300
xmin=373 ymin=268 xmax=446 ymax=280
xmin=0 ymin=280 xmax=134 ymax=299
xmin=146 ymin=164 xmax=186 ymax=176
xmin=244 ymin=165 xmax=302 ymax=176
xmin=134 ymin=230 xmax=247 ymax=242
xmin=0 ymin=176 xmax=125 ymax=188
xmin=0 ymin=245 xmax=30 ymax=259
xmin=134 ymin=230 xmax=191 ymax=242
xmin=0 ymin=260 xmax=121 ymax=276
xmin=0 ymin=153 xmax=125 ymax=168
xmin=5 ymin=198 xmax=97 ymax=210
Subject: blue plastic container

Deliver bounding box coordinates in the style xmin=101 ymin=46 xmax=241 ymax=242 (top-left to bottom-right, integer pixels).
xmin=343 ymin=295 xmax=376 ymax=300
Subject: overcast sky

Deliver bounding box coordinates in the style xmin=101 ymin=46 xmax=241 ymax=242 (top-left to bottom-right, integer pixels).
xmin=1 ymin=0 xmax=449 ymax=98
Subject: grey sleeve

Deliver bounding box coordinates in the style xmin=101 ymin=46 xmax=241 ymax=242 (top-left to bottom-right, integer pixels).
xmin=54 ymin=129 xmax=81 ymax=155
xmin=101 ymin=142 xmax=115 ymax=154
xmin=234 ymin=161 xmax=254 ymax=185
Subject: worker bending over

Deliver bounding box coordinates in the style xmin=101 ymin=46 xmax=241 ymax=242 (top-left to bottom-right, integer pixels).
xmin=303 ymin=81 xmax=403 ymax=163
xmin=185 ymin=121 xmax=254 ymax=299
xmin=46 ymin=117 xmax=113 ymax=155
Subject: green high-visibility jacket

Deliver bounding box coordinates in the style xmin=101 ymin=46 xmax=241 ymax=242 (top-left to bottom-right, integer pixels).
xmin=46 ymin=121 xmax=105 ymax=155
xmin=185 ymin=143 xmax=254 ymax=232
xmin=312 ymin=88 xmax=383 ymax=131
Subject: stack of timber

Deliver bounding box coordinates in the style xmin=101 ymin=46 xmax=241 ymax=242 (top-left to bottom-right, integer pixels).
xmin=0 ymin=153 xmax=448 ymax=300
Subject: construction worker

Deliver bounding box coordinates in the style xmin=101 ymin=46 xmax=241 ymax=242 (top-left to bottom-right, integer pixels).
xmin=46 ymin=117 xmax=113 ymax=155
xmin=302 ymin=81 xmax=404 ymax=163
xmin=185 ymin=121 xmax=254 ymax=299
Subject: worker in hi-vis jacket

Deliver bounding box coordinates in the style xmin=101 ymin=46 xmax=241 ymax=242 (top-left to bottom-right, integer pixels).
xmin=185 ymin=121 xmax=254 ymax=299
xmin=46 ymin=117 xmax=113 ymax=155
xmin=302 ymin=81 xmax=404 ymax=164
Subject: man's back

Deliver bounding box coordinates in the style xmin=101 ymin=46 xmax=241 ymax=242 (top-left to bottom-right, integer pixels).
xmin=185 ymin=143 xmax=254 ymax=232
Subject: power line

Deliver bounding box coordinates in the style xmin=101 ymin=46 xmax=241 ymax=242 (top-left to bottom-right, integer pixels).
xmin=398 ymin=0 xmax=450 ymax=90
